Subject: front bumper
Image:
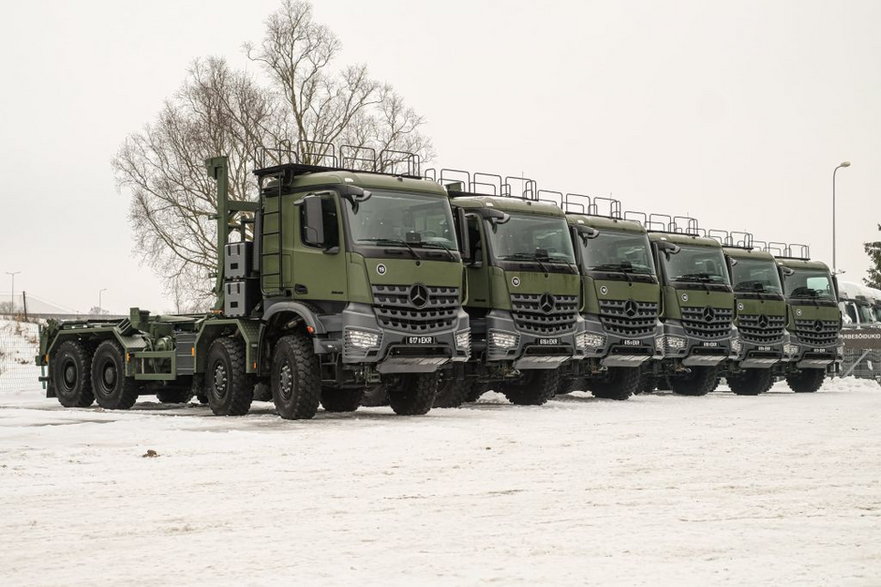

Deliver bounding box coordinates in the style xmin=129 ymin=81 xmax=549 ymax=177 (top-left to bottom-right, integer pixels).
xmin=484 ymin=310 xmax=582 ymax=370
xmin=579 ymin=314 xmax=661 ymax=368
xmin=783 ymin=335 xmax=841 ymax=369
xmin=658 ymin=320 xmax=731 ymax=367
xmin=314 ymin=302 xmax=470 ymax=374
xmin=730 ymin=337 xmax=784 ymax=369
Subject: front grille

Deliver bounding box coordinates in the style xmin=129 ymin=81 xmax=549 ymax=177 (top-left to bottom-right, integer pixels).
xmin=794 ymin=319 xmax=840 ymax=347
xmin=510 ymin=293 xmax=578 ymax=335
xmin=737 ymin=313 xmax=786 ymax=344
xmin=680 ymin=306 xmax=734 ymax=339
xmin=372 ymin=284 xmax=459 ymax=333
xmin=598 ymin=299 xmax=658 ymax=337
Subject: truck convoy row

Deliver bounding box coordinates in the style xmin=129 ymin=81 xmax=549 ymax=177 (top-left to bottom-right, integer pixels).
xmin=36 ymin=147 xmax=843 ymax=418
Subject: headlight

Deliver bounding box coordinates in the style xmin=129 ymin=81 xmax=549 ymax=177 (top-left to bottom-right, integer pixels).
xmin=664 ymin=335 xmax=687 ymax=350
xmin=456 ymin=330 xmax=471 ymax=351
xmin=783 ymin=343 xmax=799 ymax=356
xmin=576 ymin=331 xmax=605 ymax=350
xmin=345 ymin=327 xmax=381 ymax=350
xmin=488 ymin=329 xmax=519 ymax=350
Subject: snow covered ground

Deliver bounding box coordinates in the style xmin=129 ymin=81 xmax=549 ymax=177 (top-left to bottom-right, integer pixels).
xmin=1 ymin=373 xmax=879 ymax=585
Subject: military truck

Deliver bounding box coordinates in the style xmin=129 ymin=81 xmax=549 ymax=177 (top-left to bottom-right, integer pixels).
xmin=714 ymin=233 xmax=787 ymax=395
xmin=556 ymin=196 xmax=662 ymax=400
xmin=773 ymin=246 xmax=842 ymax=392
xmin=636 ymin=215 xmax=735 ymax=395
xmin=425 ymin=170 xmax=584 ymax=407
xmin=37 ymin=146 xmax=470 ymax=418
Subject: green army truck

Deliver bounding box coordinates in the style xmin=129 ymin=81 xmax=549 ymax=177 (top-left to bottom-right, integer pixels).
xmin=37 ymin=147 xmax=470 ymax=418
xmin=427 ymin=170 xmax=584 ymax=407
xmin=716 ymin=235 xmax=787 ymax=395
xmin=557 ymin=196 xmax=662 ymax=400
xmin=774 ymin=246 xmax=842 ymax=392
xmin=640 ymin=216 xmax=736 ymax=395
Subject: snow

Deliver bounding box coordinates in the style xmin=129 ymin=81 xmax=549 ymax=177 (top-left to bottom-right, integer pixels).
xmin=1 ymin=369 xmax=880 ymax=584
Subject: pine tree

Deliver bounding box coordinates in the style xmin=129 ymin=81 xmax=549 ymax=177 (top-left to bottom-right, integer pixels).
xmin=863 ymin=225 xmax=881 ymax=289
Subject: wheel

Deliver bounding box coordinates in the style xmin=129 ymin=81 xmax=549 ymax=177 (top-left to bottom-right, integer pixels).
xmin=499 ymin=369 xmax=558 ymax=406
xmin=51 ymin=339 xmax=94 ymax=407
xmin=433 ymin=365 xmax=472 ymax=408
xmin=785 ymin=368 xmax=826 ymax=393
xmin=387 ymin=373 xmax=438 ymax=415
xmin=271 ymin=333 xmax=320 ymax=420
xmin=556 ymin=377 xmax=585 ymax=395
xmin=638 ymin=372 xmax=656 ymax=395
xmin=589 ymin=367 xmax=640 ymax=400
xmin=91 ymin=339 xmax=139 ymax=410
xmin=464 ymin=382 xmax=489 ymax=403
xmin=192 ymin=374 xmax=208 ymax=404
xmin=727 ymin=369 xmax=773 ymax=396
xmin=252 ymin=381 xmax=272 ymax=402
xmin=205 ymin=337 xmax=254 ymax=416
xmin=670 ymin=366 xmax=718 ymax=396
xmin=155 ymin=387 xmax=194 ymax=404
xmin=320 ymin=387 xmax=363 ymax=412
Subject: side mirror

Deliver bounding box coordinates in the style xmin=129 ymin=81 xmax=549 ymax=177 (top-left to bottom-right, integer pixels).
xmin=576 ymin=224 xmax=599 ymax=244
xmin=456 ymin=207 xmax=472 ymax=261
xmin=656 ymin=240 xmax=680 ymax=259
xmin=301 ymin=195 xmax=325 ymax=247
xmin=779 ymin=266 xmax=794 ymax=277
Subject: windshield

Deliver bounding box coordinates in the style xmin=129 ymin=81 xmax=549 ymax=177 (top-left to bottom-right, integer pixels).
xmin=344 ymin=190 xmax=457 ymax=253
xmin=730 ymin=257 xmax=783 ymax=294
xmin=858 ymin=303 xmax=876 ymax=324
xmin=783 ymin=269 xmax=836 ymax=301
xmin=487 ymin=212 xmax=576 ymax=266
xmin=661 ymin=244 xmax=730 ymax=284
xmin=580 ymin=229 xmax=655 ymax=275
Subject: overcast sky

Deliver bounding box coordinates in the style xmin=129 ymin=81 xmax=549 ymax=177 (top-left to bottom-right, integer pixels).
xmin=1 ymin=0 xmax=878 ymax=313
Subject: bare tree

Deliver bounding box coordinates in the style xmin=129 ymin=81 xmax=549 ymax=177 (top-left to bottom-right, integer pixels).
xmin=114 ymin=0 xmax=434 ymax=308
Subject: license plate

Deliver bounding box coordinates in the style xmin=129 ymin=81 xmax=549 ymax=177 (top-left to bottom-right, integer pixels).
xmin=813 ymin=348 xmax=826 ymax=353
xmin=623 ymin=339 xmax=641 ymax=346
xmin=539 ymin=338 xmax=559 ymax=345
xmin=406 ymin=336 xmax=435 ymax=345
xmin=702 ymin=341 xmax=718 ymax=347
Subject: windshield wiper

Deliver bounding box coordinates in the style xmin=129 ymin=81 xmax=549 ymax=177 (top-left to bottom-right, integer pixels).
xmin=590 ymin=262 xmax=636 ymax=273
xmin=501 ymin=252 xmax=552 ymax=273
xmin=420 ymin=242 xmax=455 ymax=261
xmin=358 ymin=238 xmax=422 ymax=259
xmin=672 ymin=272 xmax=720 ymax=283
xmin=735 ymin=280 xmax=767 ymax=293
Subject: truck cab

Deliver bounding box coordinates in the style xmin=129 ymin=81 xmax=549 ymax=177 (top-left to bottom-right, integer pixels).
xmin=777 ymin=255 xmax=841 ymax=392
xmin=647 ymin=229 xmax=735 ymax=395
xmin=436 ymin=171 xmax=583 ymax=406
xmin=721 ymin=244 xmax=786 ymax=394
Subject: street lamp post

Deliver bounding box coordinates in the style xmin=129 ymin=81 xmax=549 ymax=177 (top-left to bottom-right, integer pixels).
xmin=5 ymin=271 xmax=20 ymax=312
xmin=98 ymin=288 xmax=107 ymax=314
xmin=832 ymin=161 xmax=851 ymax=274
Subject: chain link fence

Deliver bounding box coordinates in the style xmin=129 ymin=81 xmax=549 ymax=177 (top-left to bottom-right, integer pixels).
xmin=0 ymin=316 xmax=43 ymax=395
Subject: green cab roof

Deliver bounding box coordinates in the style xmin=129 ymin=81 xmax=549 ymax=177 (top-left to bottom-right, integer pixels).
xmin=647 ymin=232 xmax=722 ymax=248
xmin=776 ymin=257 xmax=832 ymax=272
xmin=723 ymin=247 xmax=776 ymax=262
xmin=565 ymin=214 xmax=645 ymax=233
xmin=448 ymin=195 xmax=566 ymax=217
xmin=287 ymin=169 xmax=448 ymax=197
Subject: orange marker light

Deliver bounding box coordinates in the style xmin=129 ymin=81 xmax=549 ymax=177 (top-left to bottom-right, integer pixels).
xmin=191 ymin=347 xmax=195 ymax=356
xmin=306 ymin=326 xmax=315 ymax=334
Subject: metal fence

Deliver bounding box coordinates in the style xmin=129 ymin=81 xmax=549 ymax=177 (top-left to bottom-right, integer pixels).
xmin=0 ymin=316 xmax=43 ymax=395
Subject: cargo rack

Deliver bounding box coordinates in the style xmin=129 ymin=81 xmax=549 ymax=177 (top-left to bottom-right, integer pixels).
xmin=254 ymin=141 xmax=423 ymax=180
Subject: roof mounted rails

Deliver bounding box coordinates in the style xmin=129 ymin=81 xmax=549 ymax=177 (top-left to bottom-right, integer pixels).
xmin=630 ymin=213 xmax=700 ymax=235
xmin=428 ymin=167 xmax=538 ymax=200
xmin=762 ymin=242 xmax=811 ymax=260
xmin=706 ymin=229 xmax=754 ymax=249
xmin=253 ymin=143 xmax=423 ymax=180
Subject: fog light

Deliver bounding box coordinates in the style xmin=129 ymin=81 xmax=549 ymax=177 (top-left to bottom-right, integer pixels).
xmin=665 ymin=335 xmax=687 ymax=351
xmin=345 ymin=328 xmax=381 ymax=350
xmin=784 ymin=343 xmax=799 ymax=356
xmin=488 ymin=329 xmax=518 ymax=350
xmin=576 ymin=331 xmax=605 ymax=350
xmin=456 ymin=330 xmax=471 ymax=351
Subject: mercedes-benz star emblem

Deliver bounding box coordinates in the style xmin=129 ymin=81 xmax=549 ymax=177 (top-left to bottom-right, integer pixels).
xmin=624 ymin=300 xmax=638 ymax=318
xmin=539 ymin=293 xmax=556 ymax=314
xmin=814 ymin=320 xmax=823 ymax=332
xmin=409 ymin=284 xmax=430 ymax=307
xmin=703 ymin=307 xmax=716 ymax=322
xmin=758 ymin=315 xmax=768 ymax=328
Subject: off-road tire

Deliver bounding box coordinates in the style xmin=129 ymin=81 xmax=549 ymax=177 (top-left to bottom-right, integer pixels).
xmin=388 ymin=373 xmax=438 ymax=415
xmin=464 ymin=382 xmax=489 ymax=403
xmin=500 ymin=369 xmax=558 ymax=406
xmin=205 ymin=337 xmax=254 ymax=416
xmin=433 ymin=366 xmax=472 ymax=408
xmin=91 ymin=339 xmax=139 ymax=410
xmin=638 ymin=372 xmax=657 ymax=395
xmin=671 ymin=366 xmax=718 ymax=396
xmin=155 ymin=387 xmax=194 ymax=404
xmin=320 ymin=387 xmax=363 ymax=412
xmin=728 ymin=369 xmax=773 ymax=396
xmin=252 ymin=382 xmax=272 ymax=402
xmin=52 ymin=339 xmax=95 ymax=408
xmin=590 ymin=367 xmax=640 ymax=400
xmin=271 ymin=333 xmax=320 ymax=420
xmin=786 ymin=368 xmax=826 ymax=393
xmin=556 ymin=377 xmax=585 ymax=396
xmin=192 ymin=374 xmax=208 ymax=404
xmin=360 ymin=384 xmax=389 ymax=407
